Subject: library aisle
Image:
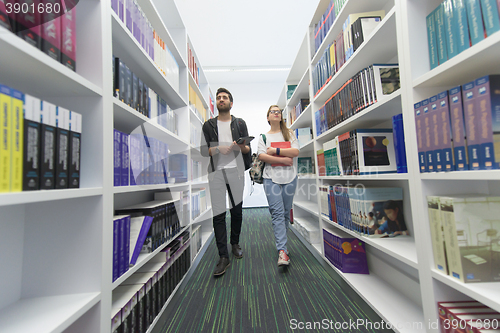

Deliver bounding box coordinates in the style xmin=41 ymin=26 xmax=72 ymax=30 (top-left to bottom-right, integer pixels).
xmin=153 ymin=208 xmax=392 ymax=333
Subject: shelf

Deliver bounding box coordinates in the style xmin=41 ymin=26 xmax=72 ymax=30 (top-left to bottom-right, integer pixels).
xmin=0 ymin=292 xmax=100 ymax=333
xmin=0 ymin=188 xmax=103 ymax=207
xmin=294 ymin=200 xmax=320 ymax=217
xmin=319 ymin=172 xmax=409 ymax=181
xmin=313 ymin=7 xmax=398 ymax=106
xmin=325 ymin=259 xmax=426 ymax=333
xmin=316 ymin=90 xmax=402 ymax=142
xmin=189 ymin=106 xmax=205 ymax=125
xmin=191 ymin=180 xmax=209 ymax=187
xmin=322 ymin=217 xmax=418 ymax=269
xmin=111 ymin=13 xmax=186 ymax=109
xmin=413 ymin=31 xmax=500 ymax=89
xmin=114 ymin=183 xmax=188 ymax=194
xmin=420 ymin=170 xmax=500 ymax=181
xmin=0 ymin=28 xmax=102 ymax=99
xmin=112 ymin=225 xmax=190 ymax=289
xmin=192 ymin=207 xmax=212 ymax=224
xmin=297 ymin=174 xmax=317 ymax=180
xmin=189 ymin=73 xmax=209 ymax=110
xmin=290 ymin=104 xmax=312 ymax=131
xmin=298 ymin=139 xmax=315 ymax=153
xmin=287 ymin=67 xmax=310 ymax=109
xmin=431 ymin=269 xmax=500 ymax=313
xmin=113 ymin=99 xmax=190 ymax=149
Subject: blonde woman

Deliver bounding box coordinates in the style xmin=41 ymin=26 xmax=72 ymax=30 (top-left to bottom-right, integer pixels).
xmin=257 ymin=105 xmax=300 ymax=266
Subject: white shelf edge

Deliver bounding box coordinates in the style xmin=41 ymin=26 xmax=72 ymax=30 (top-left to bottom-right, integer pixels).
xmin=290 ymin=104 xmax=312 ymax=130
xmin=287 ymin=67 xmax=310 ymax=107
xmin=294 ymin=200 xmax=320 ymax=217
xmin=190 ymin=180 xmax=209 ymax=187
xmin=188 ymin=74 xmax=210 ymax=110
xmin=319 ymin=172 xmax=409 ymax=181
xmin=112 ymin=225 xmax=190 ymax=289
xmin=322 ymin=216 xmax=419 ymax=269
xmin=114 ymin=183 xmax=187 ymax=194
xmin=192 ymin=207 xmax=212 ymax=224
xmin=420 ymin=170 xmax=500 ymax=181
xmin=0 ymin=292 xmax=100 ymax=333
xmin=0 ymin=188 xmax=103 ymax=207
xmin=189 ymin=106 xmax=205 ymax=125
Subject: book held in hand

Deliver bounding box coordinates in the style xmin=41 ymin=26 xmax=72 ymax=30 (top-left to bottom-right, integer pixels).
xmin=270 ymin=141 xmax=291 ymax=167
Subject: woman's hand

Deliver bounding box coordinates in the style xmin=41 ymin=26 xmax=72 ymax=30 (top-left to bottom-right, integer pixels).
xmin=266 ymin=147 xmax=276 ymax=155
xmin=278 ymin=157 xmax=293 ymax=166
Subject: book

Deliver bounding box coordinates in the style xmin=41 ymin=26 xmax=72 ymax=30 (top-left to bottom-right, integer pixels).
xmin=11 ymin=88 xmax=24 ymax=192
xmin=427 ymin=196 xmax=449 ymax=274
xmin=23 ymin=94 xmax=41 ymax=191
xmin=443 ymin=0 xmax=459 ymax=59
xmin=112 ymin=215 xmax=127 ymax=282
xmin=323 ymin=228 xmax=369 ymax=274
xmin=371 ymin=64 xmax=400 ymax=102
xmin=121 ymin=131 xmax=129 ymax=186
xmin=0 ymin=0 xmax=12 ymax=31
xmin=132 ymin=73 xmax=138 ymax=111
xmin=449 ymin=85 xmax=469 ymax=171
xmin=41 ymin=0 xmax=61 ymax=62
xmin=414 ymin=101 xmax=427 ymax=173
xmin=112 ymin=286 xmax=138 ymax=333
xmin=55 ymin=107 xmax=70 ymax=189
xmin=437 ymin=90 xmax=454 ymax=171
xmin=0 ymin=85 xmax=10 ymax=192
xmin=437 ymin=301 xmax=484 ymax=332
xmin=269 ymin=141 xmax=292 ymax=167
xmin=119 ymin=215 xmax=130 ymax=277
xmin=462 ymin=80 xmax=482 ymax=170
xmin=129 ymin=215 xmax=153 ymax=265
xmin=356 ymin=129 xmax=397 ymax=174
xmin=363 ymin=187 xmax=406 ymax=236
xmin=15 ymin=0 xmax=42 ymax=49
xmin=480 ymin=0 xmax=500 ymax=37
xmin=429 ymin=95 xmax=442 ymax=172
xmin=68 ymin=111 xmax=81 ymax=188
xmin=422 ymin=98 xmax=434 ymax=172
xmin=114 ymin=129 xmax=121 ymax=187
xmin=392 ymin=114 xmax=408 ymax=173
xmin=435 ymin=3 xmax=449 ymax=65
xmin=440 ymin=195 xmax=500 ymax=283
xmin=453 ymin=0 xmax=471 ymax=54
xmin=60 ymin=4 xmax=76 ymax=71
xmin=465 ymin=0 xmax=486 ymax=46
xmin=352 ymin=16 xmax=382 ymax=53
xmin=40 ymin=100 xmax=57 ymax=189
xmin=427 ymin=8 xmax=439 ymax=69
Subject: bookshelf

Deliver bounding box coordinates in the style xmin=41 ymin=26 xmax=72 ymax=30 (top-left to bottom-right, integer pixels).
xmin=0 ymin=0 xmax=215 ymax=332
xmin=279 ymin=0 xmax=500 ymax=331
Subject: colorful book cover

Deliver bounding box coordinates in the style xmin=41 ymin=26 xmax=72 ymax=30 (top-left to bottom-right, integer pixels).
xmin=462 ymin=80 xmax=482 ymax=170
xmin=440 ymin=195 xmax=500 ymax=283
xmin=61 ymin=4 xmax=76 ymax=71
xmin=0 ymin=85 xmax=11 ymax=192
xmin=443 ymin=0 xmax=459 ymax=59
xmin=449 ymin=86 xmax=469 ymax=170
xmin=464 ymin=0 xmax=486 ymax=45
xmin=40 ymin=101 xmax=57 ymax=189
xmin=41 ymin=0 xmax=61 ymax=62
xmin=414 ymin=101 xmax=427 ymax=172
xmin=479 ymin=0 xmax=500 ymax=36
xmin=437 ymin=301 xmax=483 ymax=331
xmin=435 ymin=3 xmax=449 ymax=64
xmin=363 ymin=187 xmax=406 ymax=236
xmin=55 ymin=106 xmax=69 ymax=188
xmin=11 ymin=89 xmax=24 ymax=192
xmin=270 ymin=141 xmax=292 ymax=166
xmin=15 ymin=0 xmax=42 ymax=49
xmin=475 ymin=75 xmax=500 ymax=170
xmin=430 ymin=95 xmax=442 ymax=172
xmin=371 ymin=64 xmax=400 ymax=99
xmin=392 ymin=113 xmax=407 ymax=173
xmin=23 ymin=94 xmax=41 ymax=191
xmin=356 ymin=129 xmax=397 ymax=174
xmin=316 ymin=149 xmax=326 ymax=176
xmin=68 ymin=111 xmax=81 ymax=188
xmin=427 ymin=196 xmax=448 ymax=274
xmin=453 ymin=0 xmax=471 ymax=53
xmin=437 ymin=91 xmax=454 ymax=171
xmin=422 ymin=98 xmax=433 ymax=171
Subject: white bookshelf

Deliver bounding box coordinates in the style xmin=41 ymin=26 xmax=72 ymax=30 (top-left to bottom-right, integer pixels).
xmin=278 ymin=0 xmax=500 ymax=331
xmin=0 ymin=0 xmax=216 ymax=332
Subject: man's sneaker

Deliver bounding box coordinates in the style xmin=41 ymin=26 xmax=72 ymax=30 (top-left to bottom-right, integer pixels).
xmin=232 ymin=244 xmax=243 ymax=259
xmin=214 ymin=257 xmax=230 ymax=276
xmin=278 ymin=250 xmax=290 ymax=266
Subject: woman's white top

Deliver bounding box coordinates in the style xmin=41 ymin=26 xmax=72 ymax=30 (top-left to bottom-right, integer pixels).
xmin=257 ymin=131 xmax=300 ymax=184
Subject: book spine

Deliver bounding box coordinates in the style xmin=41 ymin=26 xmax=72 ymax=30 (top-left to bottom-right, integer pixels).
xmin=40 ymin=101 xmax=56 ymax=189
xmin=449 ymin=86 xmax=469 ymax=170
xmin=479 ymin=0 xmax=500 ymax=36
xmin=421 ymin=99 xmax=433 ymax=172
xmin=440 ymin=197 xmax=465 ymax=283
xmin=430 ymin=95 xmax=441 ymax=172
xmin=68 ymin=111 xmax=81 ymax=188
xmin=11 ymin=89 xmax=24 ymax=192
xmin=414 ymin=102 xmax=427 ymax=172
xmin=112 ymin=217 xmax=120 ymax=282
xmin=60 ymin=4 xmax=76 ymax=71
xmin=121 ymin=132 xmax=129 ymax=186
xmin=114 ymin=129 xmax=121 ymax=186
xmin=475 ymin=75 xmax=498 ymax=169
xmin=444 ymin=0 xmax=459 ymax=59
xmin=15 ymin=0 xmax=42 ymax=49
xmin=427 ymin=9 xmax=439 ymax=69
xmin=41 ymin=0 xmax=61 ymax=62
xmin=0 ymin=0 xmax=12 ymax=31
xmin=453 ymin=0 xmax=471 ymax=53
xmin=438 ymin=91 xmax=454 ymax=171
xmin=55 ymin=107 xmax=70 ymax=189
xmin=118 ymin=216 xmax=125 ymax=277
xmin=427 ymin=196 xmax=449 ymax=274
xmin=435 ymin=3 xmax=449 ymax=65
xmin=392 ymin=114 xmax=408 ymax=173
xmin=462 ymin=81 xmax=482 ymax=170
xmin=464 ymin=0 xmax=486 ymax=45
xmin=23 ymin=94 xmax=41 ymax=191
xmin=124 ymin=215 xmax=130 ymax=272
xmin=0 ymin=85 xmax=11 ymax=192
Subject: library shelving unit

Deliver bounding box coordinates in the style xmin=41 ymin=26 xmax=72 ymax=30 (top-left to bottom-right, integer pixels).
xmin=278 ymin=0 xmax=500 ymax=332
xmin=0 ymin=0 xmax=215 ymax=332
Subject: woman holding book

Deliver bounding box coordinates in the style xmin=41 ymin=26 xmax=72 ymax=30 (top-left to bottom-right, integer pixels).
xmin=257 ymin=105 xmax=300 ymax=266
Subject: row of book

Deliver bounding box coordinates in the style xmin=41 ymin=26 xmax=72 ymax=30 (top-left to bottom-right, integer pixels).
xmin=427 ymin=194 xmax=500 ymax=283
xmin=315 ymin=64 xmax=400 ymax=136
xmin=317 ymin=127 xmax=402 ymax=176
xmin=0 ymin=84 xmax=81 ymax=192
xmin=113 ymin=56 xmax=179 ymax=136
xmin=297 ymin=156 xmax=315 ymax=175
xmin=312 ymin=10 xmax=385 ymax=96
xmin=427 ymin=0 xmax=500 ymax=70
xmin=111 ymin=0 xmax=180 ymax=91
xmin=312 ymin=0 xmax=347 ymax=54
xmin=113 ymin=129 xmax=189 ymax=186
xmin=189 ymin=84 xmax=208 ymax=123
xmin=0 ymin=0 xmax=76 ymax=71
xmin=289 ymin=98 xmax=309 ymax=126
xmin=187 ymin=43 xmax=201 ymax=88
xmin=295 ymin=127 xmax=312 ymax=147
xmin=191 ymin=188 xmax=207 ymax=220
xmin=323 ymin=228 xmax=369 ymax=274
xmin=414 ymin=74 xmax=500 ymax=172
xmin=320 ymin=186 xmax=408 ymax=237
xmin=112 ymin=235 xmax=190 ymax=333
xmin=438 ymin=300 xmax=500 ymax=333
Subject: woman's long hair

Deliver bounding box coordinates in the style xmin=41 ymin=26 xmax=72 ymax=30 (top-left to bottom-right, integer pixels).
xmin=267 ymin=105 xmax=292 ymax=142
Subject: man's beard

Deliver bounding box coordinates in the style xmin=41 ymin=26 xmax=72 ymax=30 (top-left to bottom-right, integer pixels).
xmin=217 ymin=104 xmax=231 ymax=113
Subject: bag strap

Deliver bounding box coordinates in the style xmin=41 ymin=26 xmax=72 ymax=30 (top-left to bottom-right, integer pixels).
xmin=262 ymin=134 xmax=266 ymax=144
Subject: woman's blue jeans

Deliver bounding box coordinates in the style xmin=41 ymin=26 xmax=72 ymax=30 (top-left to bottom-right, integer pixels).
xmin=263 ymin=177 xmax=298 ymax=253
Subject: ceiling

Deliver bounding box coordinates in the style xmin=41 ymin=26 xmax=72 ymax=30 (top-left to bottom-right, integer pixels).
xmin=173 ymin=0 xmax=320 ymax=84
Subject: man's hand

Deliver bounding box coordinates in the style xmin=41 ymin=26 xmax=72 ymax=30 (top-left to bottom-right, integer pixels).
xmin=218 ymin=144 xmax=234 ymax=155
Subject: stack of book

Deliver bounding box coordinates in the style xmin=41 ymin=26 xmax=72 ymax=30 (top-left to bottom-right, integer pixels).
xmin=427 ymin=0 xmax=500 ymax=70
xmin=111 ymin=0 xmax=180 ymax=91
xmin=0 ymin=85 xmax=82 ymax=192
xmin=312 ymin=10 xmax=386 ymax=95
xmin=315 ymin=64 xmax=400 ymax=136
xmin=289 ymin=99 xmax=310 ymax=125
xmin=427 ymin=194 xmax=500 ymax=283
xmin=187 ymin=43 xmax=200 ymax=87
xmin=437 ymin=300 xmax=500 ymax=332
xmin=294 ymin=127 xmax=312 ymax=147
xmin=323 ymin=228 xmax=369 ymax=274
xmin=189 ymin=84 xmax=208 ymax=122
xmin=312 ymin=0 xmax=339 ymax=54
xmin=414 ymin=75 xmax=500 ymax=172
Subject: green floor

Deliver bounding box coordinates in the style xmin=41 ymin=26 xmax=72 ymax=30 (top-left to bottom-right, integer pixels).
xmin=154 ymin=208 xmax=393 ymax=333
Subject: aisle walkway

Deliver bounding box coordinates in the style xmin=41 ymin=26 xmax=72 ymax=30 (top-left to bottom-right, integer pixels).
xmin=154 ymin=208 xmax=393 ymax=333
